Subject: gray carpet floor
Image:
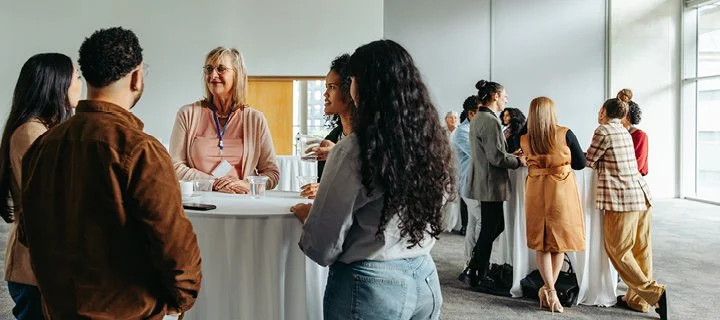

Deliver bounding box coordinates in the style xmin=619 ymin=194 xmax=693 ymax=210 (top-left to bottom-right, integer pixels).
xmin=0 ymin=199 xmax=717 ymax=319
xmin=433 ymin=199 xmax=720 ymax=319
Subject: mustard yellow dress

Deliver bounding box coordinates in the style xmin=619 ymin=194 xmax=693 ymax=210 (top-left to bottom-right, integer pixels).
xmin=520 ymin=126 xmax=585 ymax=252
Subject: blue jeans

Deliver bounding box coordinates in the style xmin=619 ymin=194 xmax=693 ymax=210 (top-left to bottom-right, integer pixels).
xmin=323 ymin=255 xmax=442 ymax=320
xmin=7 ymin=282 xmax=44 ymax=320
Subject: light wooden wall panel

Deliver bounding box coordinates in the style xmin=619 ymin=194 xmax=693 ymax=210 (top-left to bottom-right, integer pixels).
xmin=247 ymin=79 xmax=294 ymax=155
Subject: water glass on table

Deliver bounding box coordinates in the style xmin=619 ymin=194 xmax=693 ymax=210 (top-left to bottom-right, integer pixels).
xmin=297 ymin=176 xmax=318 ymax=198
xmin=247 ymin=176 xmax=269 ymax=199
xmin=192 ymin=179 xmax=214 ymax=193
xmin=179 ymin=180 xmax=195 ymax=202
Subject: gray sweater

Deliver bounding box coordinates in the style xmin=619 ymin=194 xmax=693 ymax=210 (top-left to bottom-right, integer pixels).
xmin=299 ymin=134 xmax=435 ymax=266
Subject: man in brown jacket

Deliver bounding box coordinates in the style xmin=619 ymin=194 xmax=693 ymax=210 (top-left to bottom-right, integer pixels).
xmin=19 ymin=27 xmax=202 ymax=319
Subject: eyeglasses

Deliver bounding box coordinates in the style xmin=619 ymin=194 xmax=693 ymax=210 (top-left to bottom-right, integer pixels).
xmin=203 ymin=65 xmax=233 ymax=75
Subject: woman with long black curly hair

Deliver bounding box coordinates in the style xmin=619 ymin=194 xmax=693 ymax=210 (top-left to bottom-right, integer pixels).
xmin=291 ymin=39 xmax=454 ymax=319
xmin=501 ymin=107 xmax=527 ymax=153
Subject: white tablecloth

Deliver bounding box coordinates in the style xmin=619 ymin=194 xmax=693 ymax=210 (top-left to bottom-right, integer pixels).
xmin=275 ymin=155 xmax=318 ymax=192
xmin=494 ymin=167 xmax=618 ymax=307
xmin=183 ymin=191 xmax=327 ymax=320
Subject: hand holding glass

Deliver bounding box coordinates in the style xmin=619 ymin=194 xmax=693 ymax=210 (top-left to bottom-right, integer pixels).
xmin=298 ymin=135 xmax=323 ymax=162
xmin=297 ymin=176 xmax=318 ymax=199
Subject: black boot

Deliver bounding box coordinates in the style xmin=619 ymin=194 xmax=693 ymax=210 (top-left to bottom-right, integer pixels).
xmin=655 ymin=290 xmax=668 ymax=320
xmin=463 ymin=261 xmax=488 ymax=288
xmin=457 ymin=267 xmax=470 ymax=282
xmin=466 ymin=267 xmax=481 ymax=287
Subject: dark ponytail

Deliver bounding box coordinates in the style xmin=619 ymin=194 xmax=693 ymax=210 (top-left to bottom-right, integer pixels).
xmin=475 ymin=80 xmax=504 ymax=105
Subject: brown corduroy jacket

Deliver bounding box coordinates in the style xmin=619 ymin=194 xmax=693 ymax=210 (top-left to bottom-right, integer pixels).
xmin=20 ymin=100 xmax=202 ymax=319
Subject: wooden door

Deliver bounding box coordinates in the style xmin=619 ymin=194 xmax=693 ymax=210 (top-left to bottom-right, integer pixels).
xmin=247 ymin=79 xmax=294 ymax=155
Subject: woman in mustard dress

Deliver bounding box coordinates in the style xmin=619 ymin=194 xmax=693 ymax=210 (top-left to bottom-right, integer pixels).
xmin=520 ymin=97 xmax=586 ymax=313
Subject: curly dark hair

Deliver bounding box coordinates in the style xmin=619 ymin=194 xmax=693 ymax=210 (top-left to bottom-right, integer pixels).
xmin=627 ymin=101 xmax=642 ymax=125
xmin=475 ymin=80 xmax=504 ymax=105
xmin=324 ymin=54 xmax=353 ymax=129
xmin=0 ymin=53 xmax=74 ymax=222
xmin=79 ymin=27 xmax=143 ymax=88
xmin=603 ymin=98 xmax=628 ymax=119
xmin=503 ymin=108 xmax=526 ymax=153
xmin=349 ymin=39 xmax=456 ymax=248
xmin=504 ymin=108 xmax=526 ymax=130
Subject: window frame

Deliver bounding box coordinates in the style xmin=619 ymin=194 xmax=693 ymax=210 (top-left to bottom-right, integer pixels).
xmin=682 ymin=2 xmax=720 ymax=205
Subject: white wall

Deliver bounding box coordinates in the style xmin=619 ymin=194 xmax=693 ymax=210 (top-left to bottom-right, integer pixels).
xmin=384 ymin=0 xmax=681 ymax=198
xmin=492 ymin=0 xmax=606 ymax=148
xmin=384 ymin=0 xmax=605 ymax=147
xmin=610 ymin=0 xmax=681 ymax=198
xmin=384 ymin=0 xmax=491 ymax=118
xmin=0 ymin=0 xmax=383 ymax=142
xmin=0 ymin=0 xmax=683 ymax=198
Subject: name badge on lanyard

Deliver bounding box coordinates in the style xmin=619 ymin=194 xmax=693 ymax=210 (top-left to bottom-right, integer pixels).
xmin=212 ymin=108 xmax=234 ymax=156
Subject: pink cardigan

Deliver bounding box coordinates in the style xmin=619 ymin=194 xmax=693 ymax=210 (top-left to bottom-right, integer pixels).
xmin=169 ymin=101 xmax=279 ymax=189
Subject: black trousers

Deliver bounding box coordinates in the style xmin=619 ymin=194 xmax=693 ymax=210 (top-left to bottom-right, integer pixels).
xmin=469 ymin=201 xmax=505 ymax=272
xmin=459 ymin=195 xmax=468 ymax=229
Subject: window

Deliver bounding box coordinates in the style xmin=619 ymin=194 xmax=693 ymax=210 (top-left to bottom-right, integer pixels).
xmin=248 ymin=77 xmax=328 ymax=156
xmin=683 ymin=1 xmax=720 ymax=203
xmin=291 ymin=79 xmax=330 ymax=156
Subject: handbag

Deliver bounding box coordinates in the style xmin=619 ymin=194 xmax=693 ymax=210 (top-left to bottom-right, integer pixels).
xmin=484 ymin=263 xmax=513 ymax=296
xmin=519 ymin=254 xmax=579 ymax=307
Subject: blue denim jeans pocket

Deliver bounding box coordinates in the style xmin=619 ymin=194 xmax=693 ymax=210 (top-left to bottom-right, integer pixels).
xmin=351 ymin=272 xmax=409 ymax=319
xmin=323 ymin=255 xmax=442 ymax=320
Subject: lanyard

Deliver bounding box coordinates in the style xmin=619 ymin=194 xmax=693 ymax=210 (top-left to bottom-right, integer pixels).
xmin=211 ymin=108 xmax=234 ymax=155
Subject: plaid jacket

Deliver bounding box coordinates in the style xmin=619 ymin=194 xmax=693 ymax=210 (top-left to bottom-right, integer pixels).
xmin=586 ymin=119 xmax=652 ymax=212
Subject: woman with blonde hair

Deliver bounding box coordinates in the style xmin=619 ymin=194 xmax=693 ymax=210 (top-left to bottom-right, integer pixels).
xmin=170 ymin=47 xmax=279 ymax=193
xmin=520 ymin=96 xmax=586 ymax=312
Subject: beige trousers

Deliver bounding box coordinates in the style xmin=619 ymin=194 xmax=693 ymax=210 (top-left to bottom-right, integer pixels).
xmin=604 ymin=206 xmax=665 ymax=312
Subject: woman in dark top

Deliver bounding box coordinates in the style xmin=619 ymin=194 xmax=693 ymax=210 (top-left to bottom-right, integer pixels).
xmin=302 ymin=54 xmax=354 ymax=198
xmin=502 ymin=107 xmax=526 ymax=153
